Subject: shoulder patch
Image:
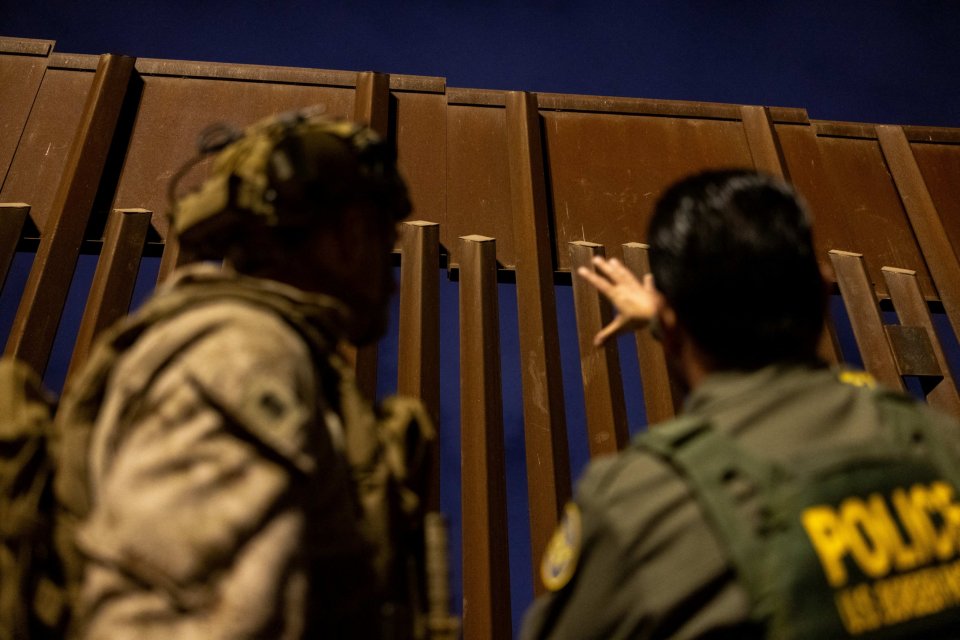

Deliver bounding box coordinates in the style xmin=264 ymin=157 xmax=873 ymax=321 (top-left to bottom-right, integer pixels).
xmin=541 ymin=502 xmax=582 ymax=592
xmin=838 ymin=369 xmax=877 ymax=389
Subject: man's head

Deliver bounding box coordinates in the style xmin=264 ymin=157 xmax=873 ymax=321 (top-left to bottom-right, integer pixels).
xmin=648 ymin=169 xmax=825 ymax=372
xmin=170 ymin=109 xmax=411 ymax=344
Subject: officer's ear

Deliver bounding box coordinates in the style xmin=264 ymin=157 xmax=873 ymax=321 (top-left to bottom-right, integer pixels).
xmin=657 ymin=304 xmax=678 ymax=341
xmin=656 ymin=303 xmax=686 ymax=362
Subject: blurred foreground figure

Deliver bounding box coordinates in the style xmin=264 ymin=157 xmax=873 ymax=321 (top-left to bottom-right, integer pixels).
xmin=53 ymin=110 xmax=437 ymax=638
xmin=522 ymin=170 xmax=960 ymax=639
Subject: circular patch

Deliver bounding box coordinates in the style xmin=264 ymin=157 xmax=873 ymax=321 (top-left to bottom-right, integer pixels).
xmin=541 ymin=502 xmax=582 ymax=592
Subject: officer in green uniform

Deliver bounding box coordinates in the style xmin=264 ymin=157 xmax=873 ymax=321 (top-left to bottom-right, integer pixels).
xmin=53 ymin=110 xmax=432 ymax=638
xmin=521 ymin=170 xmax=960 ymax=639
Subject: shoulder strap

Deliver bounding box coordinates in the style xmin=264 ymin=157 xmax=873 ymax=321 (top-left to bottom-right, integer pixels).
xmin=873 ymin=390 xmax=960 ymax=490
xmin=635 ymin=418 xmax=781 ymax=612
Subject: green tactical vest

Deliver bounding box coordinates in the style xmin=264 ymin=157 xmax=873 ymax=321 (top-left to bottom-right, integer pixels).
xmin=637 ymin=390 xmax=960 ymax=639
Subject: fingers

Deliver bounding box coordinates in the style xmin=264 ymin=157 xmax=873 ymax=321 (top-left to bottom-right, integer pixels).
xmin=593 ymin=315 xmax=627 ymax=347
xmin=576 ymin=266 xmax=615 ymax=297
xmin=592 ymin=256 xmax=639 ymax=286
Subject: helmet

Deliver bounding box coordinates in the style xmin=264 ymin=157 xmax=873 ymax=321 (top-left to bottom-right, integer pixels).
xmin=168 ymin=108 xmax=410 ymax=258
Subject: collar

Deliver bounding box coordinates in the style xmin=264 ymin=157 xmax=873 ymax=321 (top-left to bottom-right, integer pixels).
xmin=158 ymin=263 xmax=353 ymax=353
xmin=683 ymin=362 xmax=831 ymax=418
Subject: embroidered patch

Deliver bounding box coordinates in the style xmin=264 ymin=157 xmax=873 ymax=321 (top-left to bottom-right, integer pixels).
xmin=541 ymin=502 xmax=582 ymax=592
xmin=838 ymin=370 xmax=877 ymax=389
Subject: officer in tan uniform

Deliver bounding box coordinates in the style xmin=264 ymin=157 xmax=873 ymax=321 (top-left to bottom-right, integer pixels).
xmin=522 ymin=170 xmax=960 ymax=639
xmin=53 ymin=110 xmax=432 ymax=638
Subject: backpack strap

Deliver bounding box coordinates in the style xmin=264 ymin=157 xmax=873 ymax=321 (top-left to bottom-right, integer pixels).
xmin=635 ymin=417 xmax=781 ymax=616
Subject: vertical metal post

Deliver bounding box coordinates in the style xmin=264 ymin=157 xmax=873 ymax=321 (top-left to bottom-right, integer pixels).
xmin=505 ymin=90 xmax=571 ymax=593
xmin=459 ymin=234 xmax=511 ymax=640
xmin=65 ymin=208 xmax=151 ymax=384
xmin=397 ymin=220 xmax=441 ymax=510
xmin=0 ymin=203 xmax=29 ymax=291
xmin=621 ymin=242 xmax=684 ymax=424
xmin=829 ymin=250 xmax=904 ymax=390
xmin=569 ymin=241 xmax=629 ymax=456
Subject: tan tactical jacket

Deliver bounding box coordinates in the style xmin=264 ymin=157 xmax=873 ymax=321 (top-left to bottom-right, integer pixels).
xmin=55 ymin=264 xmax=395 ymax=639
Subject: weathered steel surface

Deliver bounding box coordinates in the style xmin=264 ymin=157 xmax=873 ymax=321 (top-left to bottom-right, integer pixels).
xmin=878 ymin=126 xmax=960 ymax=342
xmin=156 ymin=233 xmax=183 ymax=284
xmin=829 ymin=250 xmax=903 ymax=390
xmin=354 ymin=71 xmax=390 ymax=137
xmin=569 ymin=241 xmax=630 ymax=456
xmin=0 ymin=39 xmax=53 ymax=193
xmin=0 ymin=203 xmax=30 ymax=291
xmin=0 ymin=63 xmax=96 ymax=232
xmin=621 ymin=242 xmax=683 ymax=424
xmin=5 ymin=54 xmax=136 ymax=375
xmin=810 ymin=125 xmax=935 ymax=298
xmin=445 ymin=102 xmax=513 ymax=269
xmin=394 ymin=89 xmax=447 ymax=232
xmin=397 ymin=220 xmax=441 ymax=511
xmin=66 ymin=208 xmax=151 ymax=384
xmin=458 ymin=234 xmax=511 ymax=640
xmin=882 ymin=266 xmax=960 ymax=416
xmin=741 ymin=105 xmax=787 ymax=179
xmin=883 ymin=325 xmax=940 ymax=377
xmin=909 ymin=140 xmax=960 ymax=287
xmin=774 ymin=121 xmax=849 ymax=273
xmin=506 ymin=91 xmax=571 ymax=595
xmin=544 ymin=107 xmax=754 ymax=270
xmin=349 ymin=71 xmax=392 ymax=401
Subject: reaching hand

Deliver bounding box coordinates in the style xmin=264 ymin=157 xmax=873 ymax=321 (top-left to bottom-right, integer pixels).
xmin=576 ymin=256 xmax=664 ymax=347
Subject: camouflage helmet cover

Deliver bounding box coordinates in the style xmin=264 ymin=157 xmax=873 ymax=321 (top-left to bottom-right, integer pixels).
xmin=169 ymin=108 xmax=410 ymax=255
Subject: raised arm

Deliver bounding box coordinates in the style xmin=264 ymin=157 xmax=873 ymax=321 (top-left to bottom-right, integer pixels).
xmin=576 ymin=256 xmax=664 ymax=346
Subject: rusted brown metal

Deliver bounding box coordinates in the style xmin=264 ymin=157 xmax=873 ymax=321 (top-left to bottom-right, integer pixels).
xmin=882 ymin=266 xmax=960 ymax=416
xmin=741 ymin=105 xmax=787 ymax=180
xmin=445 ymin=101 xmax=512 ymax=270
xmin=0 ymin=37 xmax=54 ymax=56
xmin=621 ymin=243 xmax=683 ymax=424
xmin=882 ymin=325 xmax=940 ymax=377
xmin=156 ymin=231 xmax=183 ymax=284
xmin=4 ymin=54 xmax=136 ymax=374
xmin=458 ymin=234 xmax=511 ymax=640
xmin=394 ymin=90 xmax=447 ymax=232
xmin=569 ymin=241 xmax=630 ymax=456
xmin=544 ymin=105 xmax=755 ymax=271
xmin=909 ymin=139 xmax=960 ymax=285
xmin=397 ymin=220 xmax=441 ymax=511
xmin=0 ymin=203 xmax=30 ymax=291
xmin=65 ymin=208 xmax=151 ymax=384
xmin=347 ymin=71 xmax=393 ymax=401
xmin=0 ymin=41 xmax=52 ymax=192
xmin=877 ymin=126 xmax=960 ymax=339
xmin=535 ymin=92 xmax=807 ymax=123
xmin=0 ymin=60 xmax=98 ymax=233
xmin=353 ymin=71 xmax=390 ymax=136
xmin=505 ymin=91 xmax=571 ymax=594
xmin=829 ymin=250 xmax=904 ymax=390
xmin=817 ymin=316 xmax=843 ymax=366
xmin=811 ymin=125 xmax=935 ymax=299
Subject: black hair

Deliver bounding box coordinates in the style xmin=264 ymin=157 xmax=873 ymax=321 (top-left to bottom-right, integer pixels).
xmin=647 ymin=169 xmax=825 ymax=370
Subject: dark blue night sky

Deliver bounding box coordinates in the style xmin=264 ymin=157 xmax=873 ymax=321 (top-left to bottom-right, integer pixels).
xmin=5 ymin=0 xmax=959 ymax=127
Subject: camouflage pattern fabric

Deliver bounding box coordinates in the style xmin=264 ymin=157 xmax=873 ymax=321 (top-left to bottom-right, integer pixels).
xmin=55 ymin=263 xmax=431 ymax=639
